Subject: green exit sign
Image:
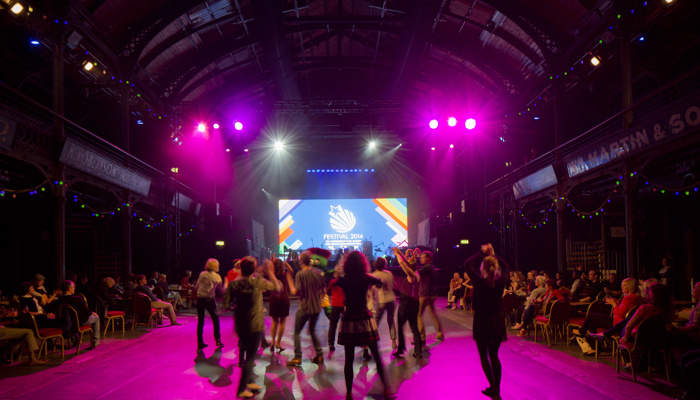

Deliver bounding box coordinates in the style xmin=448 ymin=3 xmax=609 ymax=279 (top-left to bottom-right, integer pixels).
xmin=460 ymin=239 xmax=469 ymax=244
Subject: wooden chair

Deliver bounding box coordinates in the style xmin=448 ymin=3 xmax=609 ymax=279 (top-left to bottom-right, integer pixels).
xmin=607 ymin=305 xmax=641 ymax=359
xmin=132 ymin=293 xmax=159 ymax=330
xmin=501 ymin=292 xmax=519 ymax=326
xmin=153 ymin=286 xmax=166 ymax=301
xmin=616 ymin=316 xmax=670 ymax=383
xmin=535 ymin=299 xmax=571 ymax=346
xmin=62 ymin=305 xmax=95 ymax=355
xmin=18 ymin=310 xmax=65 ymax=359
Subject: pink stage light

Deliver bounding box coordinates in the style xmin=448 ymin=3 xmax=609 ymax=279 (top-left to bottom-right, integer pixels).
xmin=243 ymin=148 xmax=249 ymax=152
xmin=213 ymin=123 xmax=220 ymax=129
xmin=429 ymin=119 xmax=439 ymax=129
xmin=197 ymin=123 xmax=206 ymax=132
xmin=450 ymin=144 xmax=454 ymax=148
xmin=234 ymin=121 xmax=243 ymax=131
xmin=447 ymin=117 xmax=457 ymax=127
xmin=465 ymin=118 xmax=476 ymax=130
xmin=431 ymin=147 xmax=436 ymax=151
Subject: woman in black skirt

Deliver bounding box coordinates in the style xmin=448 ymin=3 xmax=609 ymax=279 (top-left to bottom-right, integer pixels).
xmin=336 ymin=251 xmax=395 ymax=399
xmin=464 ymin=244 xmax=510 ymax=399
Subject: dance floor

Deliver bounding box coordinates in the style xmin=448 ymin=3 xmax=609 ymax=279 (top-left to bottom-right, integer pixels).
xmin=0 ymin=299 xmax=683 ymax=400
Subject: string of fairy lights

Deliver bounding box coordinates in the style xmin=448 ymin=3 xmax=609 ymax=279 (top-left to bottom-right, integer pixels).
xmin=0 ymin=180 xmax=196 ymax=236
xmin=488 ymin=170 xmax=700 ymax=232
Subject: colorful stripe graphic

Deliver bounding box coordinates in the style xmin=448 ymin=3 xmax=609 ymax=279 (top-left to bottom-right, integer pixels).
xmin=373 ymin=198 xmax=408 ymax=245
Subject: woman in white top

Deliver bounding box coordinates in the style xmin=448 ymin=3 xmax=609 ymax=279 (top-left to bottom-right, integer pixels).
xmin=371 ymin=257 xmax=397 ymax=349
xmin=195 ymin=258 xmax=223 ymax=349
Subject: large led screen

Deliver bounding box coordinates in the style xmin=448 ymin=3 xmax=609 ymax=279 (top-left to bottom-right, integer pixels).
xmin=279 ymin=198 xmax=408 ymax=255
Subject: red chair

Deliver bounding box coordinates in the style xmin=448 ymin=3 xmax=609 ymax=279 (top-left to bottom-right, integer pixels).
xmin=62 ymin=305 xmax=95 ymax=355
xmin=616 ymin=316 xmax=670 ymax=383
xmin=132 ymin=293 xmax=159 ymax=330
xmin=535 ymin=299 xmax=571 ymax=346
xmin=18 ymin=310 xmax=65 ymax=358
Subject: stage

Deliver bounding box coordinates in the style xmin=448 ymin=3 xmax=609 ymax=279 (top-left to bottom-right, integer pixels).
xmin=0 ymin=299 xmax=682 ymax=399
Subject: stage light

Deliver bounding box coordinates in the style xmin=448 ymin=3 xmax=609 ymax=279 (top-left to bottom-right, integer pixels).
xmin=83 ymin=61 xmax=94 ymax=71
xmin=10 ymin=2 xmax=24 ymax=14
xmin=136 ymin=119 xmax=143 ymax=125
xmin=431 ymin=147 xmax=435 ymax=151
xmin=234 ymin=121 xmax=243 ymax=131
xmin=449 ymin=144 xmax=454 ymax=149
xmin=225 ymin=148 xmax=230 ymax=152
xmin=197 ymin=123 xmax=206 ymax=132
xmin=447 ymin=117 xmax=457 ymax=127
xmin=590 ymin=56 xmax=601 ymax=66
xmin=170 ymin=167 xmax=179 ymax=173
xmin=639 ymin=36 xmax=645 ymax=42
xmin=369 ymin=140 xmax=376 ymax=149
xmin=465 ymin=118 xmax=476 ymax=130
xmin=274 ymin=141 xmax=284 ymax=151
xmin=533 ymin=117 xmax=540 ymax=120
xmin=29 ymin=39 xmax=39 ymax=45
xmin=244 ymin=148 xmax=249 ymax=152
xmin=213 ymin=123 xmax=220 ymax=129
xmin=429 ymin=119 xmax=438 ymax=129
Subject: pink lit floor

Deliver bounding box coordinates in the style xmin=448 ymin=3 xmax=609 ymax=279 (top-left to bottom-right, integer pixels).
xmin=0 ymin=300 xmax=682 ymax=400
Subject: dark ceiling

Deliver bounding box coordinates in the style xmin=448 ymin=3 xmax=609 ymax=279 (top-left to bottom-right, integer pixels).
xmin=1 ymin=0 xmax=699 ymax=205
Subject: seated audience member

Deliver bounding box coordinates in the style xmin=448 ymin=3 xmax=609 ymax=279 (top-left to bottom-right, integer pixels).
xmin=451 ymin=273 xmax=473 ymax=310
xmin=75 ymin=275 xmax=91 ymax=295
xmin=590 ymin=278 xmax=656 ymax=340
xmin=446 ymin=273 xmax=463 ymax=308
xmin=506 ymin=271 xmax=527 ymax=297
xmin=542 ymin=279 xmax=565 ymax=306
xmin=157 ymin=274 xmax=185 ymax=309
xmin=604 ymin=273 xmax=621 ymax=297
xmin=96 ymin=277 xmax=120 ymax=309
xmin=580 ymin=269 xmax=605 ymax=302
xmin=19 ymin=282 xmax=45 ymax=313
xmin=133 ymin=275 xmax=180 ymax=326
xmin=112 ymin=276 xmax=124 ymax=295
xmin=52 ymin=280 xmax=101 ymax=347
xmin=513 ymin=275 xmax=547 ymax=335
xmin=570 ymin=271 xmax=583 ymax=298
xmin=148 ymin=272 xmax=159 ymax=288
xmin=555 ymin=272 xmax=566 ymax=289
xmin=31 ymin=274 xmax=58 ymax=305
xmin=666 ymin=281 xmax=700 ymax=350
xmin=573 ymin=278 xmax=642 ymax=355
xmin=639 ymin=277 xmax=658 ymax=300
xmin=125 ymin=274 xmax=137 ymax=292
xmin=678 ymin=348 xmax=700 ymax=400
xmin=180 ymin=270 xmax=194 ymax=289
xmin=539 ymin=270 xmax=549 ymax=280
xmin=0 ymin=313 xmax=48 ymax=365
xmin=525 ymin=270 xmax=538 ymax=293
xmin=619 ymin=283 xmax=674 ymax=369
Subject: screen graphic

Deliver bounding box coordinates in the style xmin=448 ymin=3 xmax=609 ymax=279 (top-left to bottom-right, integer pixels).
xmin=279 ymin=198 xmax=408 ymax=256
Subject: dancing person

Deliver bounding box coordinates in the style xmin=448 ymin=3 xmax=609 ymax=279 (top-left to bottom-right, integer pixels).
xmin=416 ymin=251 xmax=444 ymax=342
xmin=392 ymin=247 xmax=422 ymax=358
xmin=268 ymin=258 xmax=295 ymax=353
xmin=463 ymin=243 xmax=510 ymax=399
xmin=327 ymin=269 xmax=345 ymax=352
xmin=224 ymin=256 xmax=281 ymax=398
xmin=372 ymin=257 xmax=397 ymax=349
xmin=336 ymin=251 xmax=394 ymax=399
xmin=286 ymin=248 xmax=328 ymax=367
xmin=452 ymin=273 xmax=473 ymax=310
xmin=195 ymin=258 xmax=223 ymax=349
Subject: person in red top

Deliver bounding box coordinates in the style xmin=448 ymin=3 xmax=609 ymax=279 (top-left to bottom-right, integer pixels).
xmin=225 ymin=259 xmax=242 ymax=288
xmin=573 ymin=277 xmax=642 ymax=355
xmin=542 ymin=279 xmax=565 ymax=304
xmin=326 ymin=269 xmax=345 ymax=351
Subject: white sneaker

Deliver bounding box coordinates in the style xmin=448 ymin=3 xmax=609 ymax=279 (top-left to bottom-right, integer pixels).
xmin=246 ymin=383 xmax=262 ymax=391
xmin=238 ymin=390 xmax=254 ymax=398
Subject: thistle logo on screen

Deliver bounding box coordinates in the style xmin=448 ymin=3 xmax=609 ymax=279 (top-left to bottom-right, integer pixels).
xmin=329 ymin=205 xmax=356 ymax=233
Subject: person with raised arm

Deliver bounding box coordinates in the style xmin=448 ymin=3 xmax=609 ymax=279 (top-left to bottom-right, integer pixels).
xmin=391 ymin=247 xmax=422 ymax=358
xmin=463 ymin=243 xmax=510 ymax=399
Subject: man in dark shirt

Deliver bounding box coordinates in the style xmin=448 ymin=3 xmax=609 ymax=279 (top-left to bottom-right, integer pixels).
xmin=133 ymin=275 xmax=179 ymax=325
xmin=580 ymin=270 xmax=604 ymax=302
xmin=53 ymin=280 xmax=100 ymax=347
xmin=417 ymin=251 xmax=444 ymax=342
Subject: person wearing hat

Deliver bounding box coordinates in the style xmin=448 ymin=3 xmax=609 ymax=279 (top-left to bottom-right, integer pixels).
xmin=31 ymin=274 xmax=59 ymax=306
